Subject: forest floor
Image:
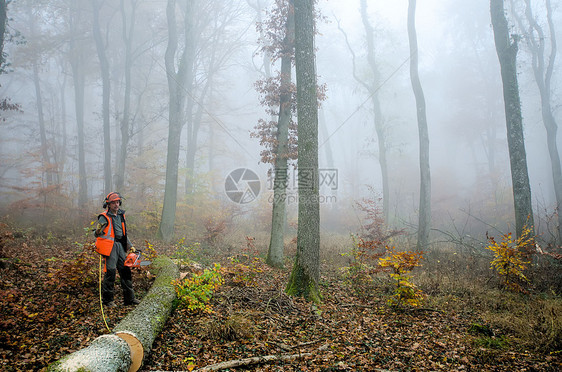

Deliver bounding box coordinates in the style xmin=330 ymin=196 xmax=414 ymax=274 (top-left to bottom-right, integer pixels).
xmin=0 ymin=228 xmax=561 ymax=371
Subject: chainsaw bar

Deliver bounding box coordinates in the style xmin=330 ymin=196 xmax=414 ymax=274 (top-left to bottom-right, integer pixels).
xmin=124 ymin=251 xmax=152 ymax=268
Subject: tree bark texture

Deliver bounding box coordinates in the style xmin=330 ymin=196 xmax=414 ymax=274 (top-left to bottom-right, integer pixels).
xmin=267 ymin=0 xmax=294 ymax=269
xmin=158 ymin=0 xmax=193 ymax=241
xmin=0 ymin=0 xmax=6 ymax=69
xmin=47 ymin=256 xmax=179 ymax=372
xmin=407 ymin=0 xmax=431 ymax=250
xmin=286 ymin=0 xmax=321 ymax=303
xmin=490 ymin=0 xmax=534 ymax=238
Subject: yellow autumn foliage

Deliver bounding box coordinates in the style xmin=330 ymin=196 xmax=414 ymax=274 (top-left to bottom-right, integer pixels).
xmin=486 ymin=225 xmax=533 ymax=292
xmin=378 ymin=247 xmax=425 ymax=308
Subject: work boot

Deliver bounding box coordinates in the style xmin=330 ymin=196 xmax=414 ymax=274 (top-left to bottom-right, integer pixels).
xmin=104 ymin=301 xmax=116 ymax=308
xmin=124 ymin=298 xmax=140 ymax=306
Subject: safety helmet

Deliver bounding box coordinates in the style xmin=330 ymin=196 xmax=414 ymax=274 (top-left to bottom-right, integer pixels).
xmin=103 ymin=192 xmax=122 ymax=208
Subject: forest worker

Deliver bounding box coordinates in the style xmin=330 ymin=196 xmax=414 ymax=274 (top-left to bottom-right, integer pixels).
xmin=94 ymin=192 xmax=140 ymax=307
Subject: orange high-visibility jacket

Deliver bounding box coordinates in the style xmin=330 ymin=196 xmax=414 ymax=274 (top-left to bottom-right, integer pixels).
xmin=95 ymin=211 xmax=127 ymax=256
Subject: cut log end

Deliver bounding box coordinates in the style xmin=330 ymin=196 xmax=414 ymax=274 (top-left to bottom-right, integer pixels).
xmin=116 ymin=331 xmax=143 ymax=372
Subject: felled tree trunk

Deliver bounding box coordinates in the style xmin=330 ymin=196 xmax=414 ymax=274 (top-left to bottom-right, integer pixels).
xmin=47 ymin=256 xmax=179 ymax=372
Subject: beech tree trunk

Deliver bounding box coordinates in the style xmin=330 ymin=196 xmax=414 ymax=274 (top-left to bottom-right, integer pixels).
xmin=47 ymin=256 xmax=179 ymax=372
xmin=286 ymin=0 xmax=321 ymax=303
xmin=512 ymin=0 xmax=560 ymax=243
xmin=267 ymin=0 xmax=294 ymax=269
xmin=490 ymin=0 xmax=534 ymax=238
xmin=407 ymin=0 xmax=431 ymax=250
xmin=0 ymin=0 xmax=6 ymax=69
xmin=33 ymin=62 xmax=53 ymax=187
xmin=158 ymin=0 xmax=193 ymax=241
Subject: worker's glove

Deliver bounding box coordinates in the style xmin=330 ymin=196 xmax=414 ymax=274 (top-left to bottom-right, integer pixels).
xmin=130 ymin=247 xmax=136 ymax=253
xmin=94 ymin=223 xmax=105 ymax=237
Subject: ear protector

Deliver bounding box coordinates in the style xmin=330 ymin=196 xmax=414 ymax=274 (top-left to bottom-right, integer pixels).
xmin=103 ymin=192 xmax=122 ymax=208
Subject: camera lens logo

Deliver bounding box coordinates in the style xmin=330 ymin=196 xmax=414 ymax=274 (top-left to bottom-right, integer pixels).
xmin=225 ymin=168 xmax=261 ymax=204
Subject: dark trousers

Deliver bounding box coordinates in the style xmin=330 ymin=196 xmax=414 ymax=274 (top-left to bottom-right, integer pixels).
xmin=102 ymin=241 xmax=136 ymax=304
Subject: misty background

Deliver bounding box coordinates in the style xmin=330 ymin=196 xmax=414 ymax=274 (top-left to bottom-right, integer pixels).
xmin=0 ymin=0 xmax=560 ymax=249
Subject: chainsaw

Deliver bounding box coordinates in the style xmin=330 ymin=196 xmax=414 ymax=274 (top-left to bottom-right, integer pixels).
xmin=124 ymin=250 xmax=151 ymax=268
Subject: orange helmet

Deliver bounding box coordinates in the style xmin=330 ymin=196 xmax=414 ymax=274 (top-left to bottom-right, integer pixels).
xmin=103 ymin=192 xmax=122 ymax=208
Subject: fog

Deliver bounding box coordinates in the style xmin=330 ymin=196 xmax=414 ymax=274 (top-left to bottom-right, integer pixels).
xmin=0 ymin=0 xmax=560 ymax=247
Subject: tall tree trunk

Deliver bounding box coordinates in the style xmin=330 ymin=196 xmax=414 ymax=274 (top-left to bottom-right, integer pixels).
xmin=55 ymin=69 xmax=68 ymax=184
xmin=0 ymin=0 xmax=6 ymax=70
xmin=55 ymin=66 xmax=68 ymax=186
xmin=69 ymin=4 xmax=88 ymax=209
xmin=359 ymin=0 xmax=390 ymax=222
xmin=28 ymin=6 xmax=53 ymax=188
xmin=158 ymin=0 xmax=192 ymax=241
xmin=182 ymin=3 xmax=198 ymax=196
xmin=185 ymin=73 xmax=206 ymax=196
xmin=185 ymin=80 xmax=206 ymax=194
xmin=267 ymin=0 xmax=294 ymax=269
xmin=184 ymin=83 xmax=195 ymax=195
xmin=513 ymin=0 xmax=560 ymax=242
xmin=407 ymin=0 xmax=431 ymax=250
xmin=92 ymin=0 xmax=112 ymax=194
xmin=73 ymin=64 xmax=87 ymax=208
xmin=490 ymin=0 xmax=534 ymax=238
xmin=286 ymin=0 xmax=320 ymax=303
xmin=115 ymin=0 xmax=138 ymax=192
xmin=136 ymin=102 xmax=146 ymax=200
xmin=32 ymin=63 xmax=53 ymax=187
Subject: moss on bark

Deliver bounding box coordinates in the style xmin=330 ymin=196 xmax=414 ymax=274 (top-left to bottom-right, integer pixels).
xmin=285 ymin=263 xmax=321 ymax=304
xmin=114 ymin=256 xmax=179 ymax=350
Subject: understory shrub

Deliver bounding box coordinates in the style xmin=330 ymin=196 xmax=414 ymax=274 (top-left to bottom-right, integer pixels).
xmin=378 ymin=247 xmax=425 ymax=308
xmin=340 ymin=235 xmax=385 ymax=297
xmin=171 ymin=238 xmax=200 ymax=265
xmin=227 ymin=254 xmax=263 ymax=287
xmin=173 ymin=263 xmax=223 ymax=313
xmin=486 ymin=225 xmax=534 ymax=292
